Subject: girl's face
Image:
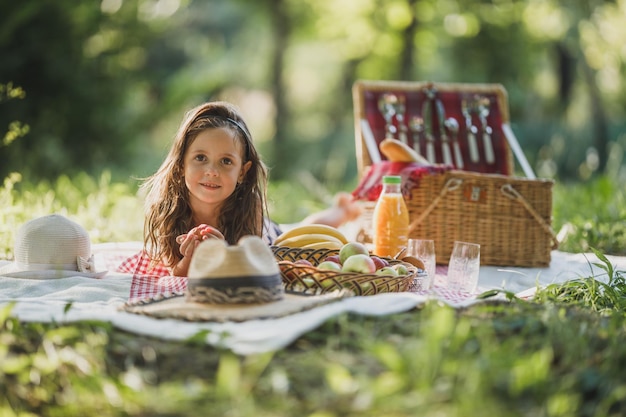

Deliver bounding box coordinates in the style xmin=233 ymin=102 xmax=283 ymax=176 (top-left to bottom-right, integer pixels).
xmin=183 ymin=127 xmax=251 ymax=218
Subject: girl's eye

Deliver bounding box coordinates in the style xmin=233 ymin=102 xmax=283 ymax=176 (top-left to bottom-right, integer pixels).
xmin=221 ymin=157 xmax=233 ymax=165
xmin=194 ymin=154 xmax=207 ymax=162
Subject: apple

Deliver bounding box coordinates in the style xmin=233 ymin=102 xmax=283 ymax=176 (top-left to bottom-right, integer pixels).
xmin=375 ymin=266 xmax=398 ymax=276
xmin=370 ymin=255 xmax=388 ymax=270
xmin=301 ymin=277 xmax=316 ymax=287
xmin=295 ymin=259 xmax=313 ymax=266
xmin=324 ymin=254 xmax=342 ymax=265
xmin=317 ymin=260 xmax=342 ymax=271
xmin=393 ymin=263 xmax=409 ymax=276
xmin=341 ymin=254 xmax=376 ymax=274
xmin=339 ymin=242 xmax=370 ymax=264
xmin=358 ymin=281 xmax=373 ymax=295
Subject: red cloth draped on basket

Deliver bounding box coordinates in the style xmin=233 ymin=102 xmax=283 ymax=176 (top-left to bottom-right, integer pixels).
xmin=117 ymin=251 xmax=187 ymax=302
xmin=351 ymin=161 xmax=452 ymax=201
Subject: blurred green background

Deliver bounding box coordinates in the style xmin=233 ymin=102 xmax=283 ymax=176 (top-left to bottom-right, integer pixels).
xmin=2 ymin=0 xmax=626 ymax=187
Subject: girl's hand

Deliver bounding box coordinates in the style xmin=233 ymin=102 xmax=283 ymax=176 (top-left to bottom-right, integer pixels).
xmin=172 ymin=225 xmax=225 ymax=277
xmin=176 ymin=224 xmax=225 ymax=254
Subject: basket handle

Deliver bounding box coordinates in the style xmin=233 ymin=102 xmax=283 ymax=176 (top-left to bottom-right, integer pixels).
xmin=408 ymin=179 xmax=560 ymax=251
xmin=408 ymin=178 xmax=462 ymax=233
xmin=501 ymin=184 xmax=559 ymax=249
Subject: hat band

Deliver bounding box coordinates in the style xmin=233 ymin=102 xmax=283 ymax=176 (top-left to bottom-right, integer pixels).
xmin=14 ymin=255 xmax=95 ymax=274
xmin=186 ymin=274 xmax=283 ymax=305
xmin=15 ymin=261 xmax=78 ymax=272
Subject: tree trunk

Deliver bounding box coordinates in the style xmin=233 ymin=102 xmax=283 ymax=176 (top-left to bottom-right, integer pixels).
xmin=581 ymin=57 xmax=609 ymax=174
xmin=268 ymin=0 xmax=291 ymax=179
xmin=398 ymin=0 xmax=419 ymax=80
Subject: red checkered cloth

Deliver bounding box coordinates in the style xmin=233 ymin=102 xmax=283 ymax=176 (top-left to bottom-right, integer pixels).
xmin=117 ymin=250 xmax=171 ymax=276
xmin=117 ymin=251 xmax=188 ymax=302
xmin=116 ymin=251 xmax=479 ymax=306
xmin=127 ymin=275 xmax=188 ymax=303
xmin=352 ymin=161 xmax=452 ymax=201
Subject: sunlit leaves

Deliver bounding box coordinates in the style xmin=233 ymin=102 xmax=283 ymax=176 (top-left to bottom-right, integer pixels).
xmin=0 ymin=83 xmax=29 ymax=147
xmin=522 ymin=1 xmax=571 ymax=40
xmin=385 ymin=1 xmax=413 ymax=30
xmin=444 ymin=13 xmax=480 ymax=37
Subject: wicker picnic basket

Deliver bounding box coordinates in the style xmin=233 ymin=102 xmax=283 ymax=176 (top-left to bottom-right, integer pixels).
xmin=411 ymin=170 xmax=557 ymax=266
xmin=352 ymin=80 xmax=558 ymax=267
xmin=271 ymin=246 xmax=423 ymax=295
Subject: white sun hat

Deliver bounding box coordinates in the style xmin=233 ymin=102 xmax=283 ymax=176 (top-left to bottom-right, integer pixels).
xmin=122 ymin=235 xmax=349 ymax=322
xmin=0 ymin=214 xmax=107 ymax=279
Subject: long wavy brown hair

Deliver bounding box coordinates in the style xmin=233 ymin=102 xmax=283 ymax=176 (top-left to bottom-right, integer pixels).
xmin=141 ymin=101 xmax=269 ymax=269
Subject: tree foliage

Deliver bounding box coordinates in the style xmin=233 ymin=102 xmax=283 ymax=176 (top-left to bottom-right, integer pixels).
xmin=1 ymin=0 xmax=625 ymax=184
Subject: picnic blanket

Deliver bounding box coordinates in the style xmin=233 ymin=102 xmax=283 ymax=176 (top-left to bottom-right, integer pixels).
xmin=1 ymin=241 xmax=625 ymax=355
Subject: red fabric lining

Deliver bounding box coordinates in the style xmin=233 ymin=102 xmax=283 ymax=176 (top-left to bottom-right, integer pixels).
xmin=351 ymin=161 xmax=452 ymax=201
xmin=362 ymin=89 xmax=511 ymax=175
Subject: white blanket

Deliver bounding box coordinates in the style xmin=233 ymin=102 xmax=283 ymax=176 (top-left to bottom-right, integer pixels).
xmin=1 ymin=242 xmax=625 ymax=355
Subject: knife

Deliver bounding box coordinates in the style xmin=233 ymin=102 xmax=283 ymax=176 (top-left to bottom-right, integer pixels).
xmin=483 ymin=125 xmax=495 ymax=164
xmin=409 ymin=116 xmax=424 ymax=157
xmin=422 ymin=89 xmax=436 ymax=163
xmin=435 ymin=96 xmax=453 ymax=166
xmin=396 ymin=95 xmax=409 ymax=145
xmin=360 ymin=118 xmax=382 ymax=164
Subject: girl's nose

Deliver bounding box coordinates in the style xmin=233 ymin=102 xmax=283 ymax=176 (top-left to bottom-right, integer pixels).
xmin=204 ymin=163 xmax=219 ymax=176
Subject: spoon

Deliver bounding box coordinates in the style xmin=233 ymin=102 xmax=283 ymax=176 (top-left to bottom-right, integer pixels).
xmin=378 ymin=93 xmax=398 ymax=139
xmin=394 ymin=95 xmax=409 ymax=145
xmin=444 ymin=117 xmax=464 ymax=169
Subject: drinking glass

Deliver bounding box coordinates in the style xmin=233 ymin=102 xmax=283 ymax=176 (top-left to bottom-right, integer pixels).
xmin=447 ymin=241 xmax=480 ymax=293
xmin=407 ymin=239 xmax=436 ymax=291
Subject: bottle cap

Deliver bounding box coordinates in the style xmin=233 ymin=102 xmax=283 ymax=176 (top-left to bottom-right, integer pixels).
xmin=382 ymin=175 xmax=401 ymax=184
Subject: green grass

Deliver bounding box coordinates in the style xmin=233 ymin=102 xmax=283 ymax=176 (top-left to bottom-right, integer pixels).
xmin=552 ymin=176 xmax=626 ymax=255
xmin=2 ymin=172 xmax=626 ymax=416
xmin=0 ymin=172 xmax=144 ymax=259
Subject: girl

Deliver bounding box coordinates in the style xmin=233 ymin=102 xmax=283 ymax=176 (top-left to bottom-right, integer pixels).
xmin=142 ymin=101 xmax=270 ymax=277
xmin=120 ymin=100 xmax=361 ymax=278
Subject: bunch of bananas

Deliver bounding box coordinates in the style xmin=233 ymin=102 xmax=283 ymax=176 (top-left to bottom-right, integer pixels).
xmin=273 ymin=224 xmax=348 ymax=250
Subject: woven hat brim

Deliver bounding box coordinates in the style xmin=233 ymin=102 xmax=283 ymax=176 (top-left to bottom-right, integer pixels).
xmin=0 ymin=263 xmax=108 ymax=279
xmin=121 ymin=290 xmax=351 ymax=323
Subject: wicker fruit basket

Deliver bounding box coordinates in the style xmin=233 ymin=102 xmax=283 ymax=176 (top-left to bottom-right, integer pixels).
xmin=271 ymin=246 xmax=421 ymax=296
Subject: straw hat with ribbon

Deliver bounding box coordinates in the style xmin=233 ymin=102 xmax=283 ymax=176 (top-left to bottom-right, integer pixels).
xmin=0 ymin=214 xmax=107 ymax=279
xmin=122 ymin=235 xmax=350 ymax=322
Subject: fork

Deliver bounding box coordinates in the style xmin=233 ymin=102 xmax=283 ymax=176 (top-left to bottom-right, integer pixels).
xmin=461 ymin=97 xmax=480 ymax=163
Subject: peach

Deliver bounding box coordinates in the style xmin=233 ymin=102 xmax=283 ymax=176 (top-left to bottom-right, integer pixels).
xmin=324 ymin=254 xmax=342 ymax=265
xmin=370 ymin=255 xmax=388 ymax=270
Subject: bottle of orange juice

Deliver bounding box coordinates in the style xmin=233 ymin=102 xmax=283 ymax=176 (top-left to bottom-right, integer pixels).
xmin=372 ymin=175 xmax=409 ymax=258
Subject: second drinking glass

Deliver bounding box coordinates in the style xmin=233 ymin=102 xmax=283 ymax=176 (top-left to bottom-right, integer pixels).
xmin=407 ymin=238 xmax=436 ymax=291
xmin=446 ymin=241 xmax=480 ymax=293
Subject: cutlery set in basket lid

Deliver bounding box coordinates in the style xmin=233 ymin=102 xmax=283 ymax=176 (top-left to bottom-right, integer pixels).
xmin=352 ymin=80 xmax=558 ymax=268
